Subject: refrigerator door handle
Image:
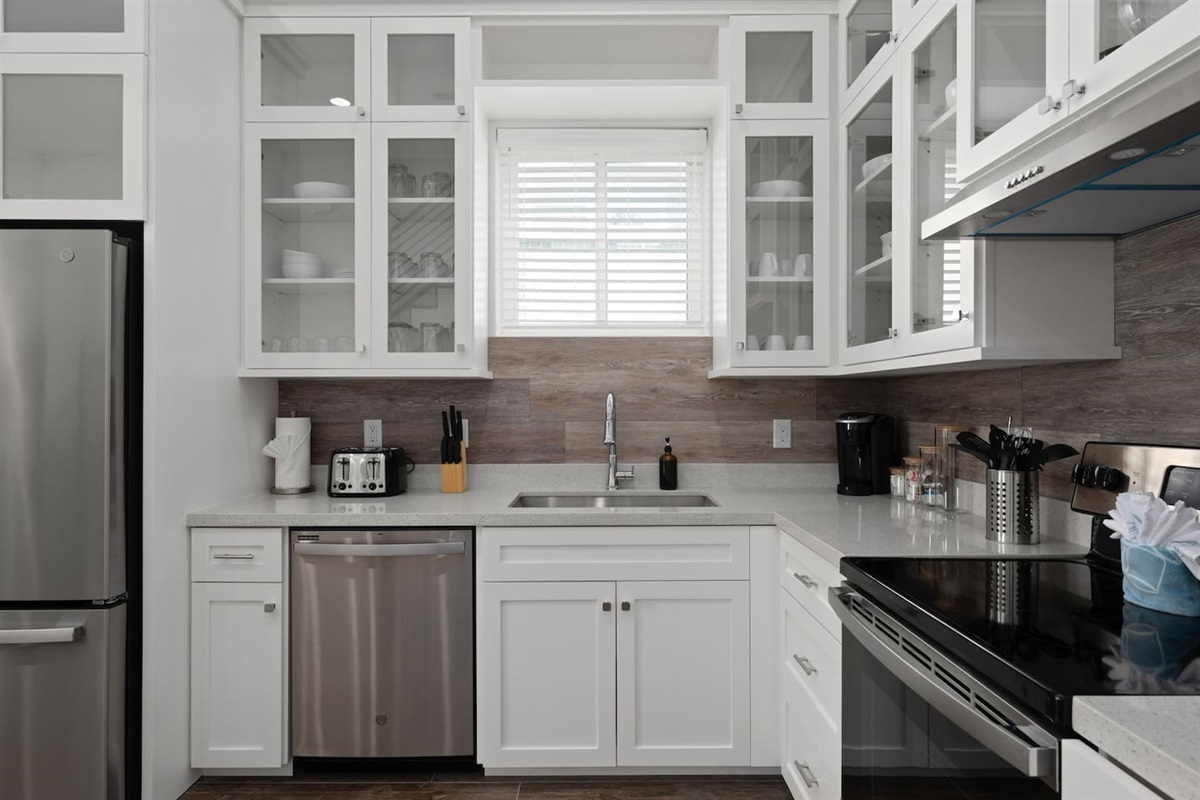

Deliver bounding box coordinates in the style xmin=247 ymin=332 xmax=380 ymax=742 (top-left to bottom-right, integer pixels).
xmin=0 ymin=625 xmax=85 ymax=645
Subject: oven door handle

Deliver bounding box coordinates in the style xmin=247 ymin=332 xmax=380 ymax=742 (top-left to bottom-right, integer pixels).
xmin=830 ymin=585 xmax=1059 ymax=785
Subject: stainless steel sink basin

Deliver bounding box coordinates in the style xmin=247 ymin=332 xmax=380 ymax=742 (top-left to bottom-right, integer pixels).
xmin=509 ymin=492 xmax=719 ymax=509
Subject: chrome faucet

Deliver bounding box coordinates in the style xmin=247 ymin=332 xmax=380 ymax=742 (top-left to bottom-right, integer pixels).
xmin=603 ymin=392 xmax=634 ymax=490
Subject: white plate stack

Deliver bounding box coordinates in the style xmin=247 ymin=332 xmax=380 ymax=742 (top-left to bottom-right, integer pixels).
xmin=282 ymin=249 xmax=323 ymax=279
xmin=330 ymin=267 xmax=355 ymax=281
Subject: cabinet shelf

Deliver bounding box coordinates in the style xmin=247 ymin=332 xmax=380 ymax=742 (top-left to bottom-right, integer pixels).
xmin=388 ymin=197 xmax=455 ymax=223
xmin=853 ymin=254 xmax=892 ymax=281
xmin=263 ymin=278 xmax=354 ymax=295
xmin=262 ymin=198 xmax=356 ymax=223
xmin=919 ymin=105 xmax=957 ymax=143
xmin=747 ymin=276 xmax=815 ymax=283
xmin=853 ymin=161 xmax=893 ymax=197
xmin=389 ymin=277 xmax=455 ymax=285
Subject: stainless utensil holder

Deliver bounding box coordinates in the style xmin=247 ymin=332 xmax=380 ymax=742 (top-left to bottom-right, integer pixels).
xmin=986 ymin=469 xmax=1040 ymax=544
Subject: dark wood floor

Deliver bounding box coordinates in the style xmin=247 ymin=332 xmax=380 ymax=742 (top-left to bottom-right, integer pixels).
xmin=182 ymin=773 xmax=793 ymax=800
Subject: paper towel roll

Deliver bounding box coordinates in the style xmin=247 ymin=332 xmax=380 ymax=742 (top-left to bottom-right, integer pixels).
xmin=264 ymin=416 xmax=311 ymax=490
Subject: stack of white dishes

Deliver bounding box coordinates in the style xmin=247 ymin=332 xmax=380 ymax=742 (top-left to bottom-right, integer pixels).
xmin=749 ymin=179 xmax=808 ymax=197
xmin=292 ymin=181 xmax=352 ymax=198
xmin=330 ymin=267 xmax=355 ymax=280
xmin=281 ymin=249 xmax=323 ymax=279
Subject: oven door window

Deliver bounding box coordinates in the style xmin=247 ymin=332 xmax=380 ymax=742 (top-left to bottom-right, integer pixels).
xmin=841 ymin=633 xmax=1058 ymax=799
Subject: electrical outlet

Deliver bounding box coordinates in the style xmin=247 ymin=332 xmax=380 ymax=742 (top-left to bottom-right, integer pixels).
xmin=773 ymin=419 xmax=792 ymax=449
xmin=364 ymin=419 xmax=383 ymax=448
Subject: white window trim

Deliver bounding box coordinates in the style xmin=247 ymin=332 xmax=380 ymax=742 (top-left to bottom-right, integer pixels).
xmin=491 ymin=125 xmax=712 ymax=337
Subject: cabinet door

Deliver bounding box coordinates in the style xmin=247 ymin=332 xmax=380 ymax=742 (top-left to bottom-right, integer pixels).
xmin=1066 ymin=0 xmax=1200 ymax=116
xmin=730 ymin=16 xmax=830 ymax=120
xmin=1061 ymin=740 xmax=1160 ymax=800
xmin=371 ymin=18 xmax=470 ymax=122
xmin=190 ymin=582 xmax=285 ymax=769
xmin=478 ymin=582 xmax=617 ymax=768
xmin=616 ymin=581 xmax=750 ymax=766
xmin=371 ymin=122 xmax=475 ymax=372
xmin=244 ymin=18 xmax=371 ymax=123
xmin=0 ymin=0 xmax=145 ymax=53
xmin=244 ymin=123 xmax=371 ymax=370
xmin=954 ymin=0 xmax=1071 ymax=182
xmin=0 ymin=53 xmax=144 ymax=220
xmin=840 ymin=0 xmax=899 ymax=111
xmin=731 ymin=121 xmax=830 ymax=368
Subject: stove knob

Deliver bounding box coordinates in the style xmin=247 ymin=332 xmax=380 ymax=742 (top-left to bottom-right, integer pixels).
xmin=1100 ymin=467 xmax=1127 ymax=491
xmin=1073 ymin=463 xmax=1099 ymax=487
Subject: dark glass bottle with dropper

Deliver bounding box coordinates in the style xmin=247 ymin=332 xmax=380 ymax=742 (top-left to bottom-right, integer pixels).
xmin=659 ymin=437 xmax=678 ymax=491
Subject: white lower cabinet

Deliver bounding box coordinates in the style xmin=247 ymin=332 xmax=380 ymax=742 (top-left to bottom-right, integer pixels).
xmin=1061 ymin=740 xmax=1160 ymax=800
xmin=477 ymin=526 xmax=752 ymax=770
xmin=190 ymin=527 xmax=287 ymax=769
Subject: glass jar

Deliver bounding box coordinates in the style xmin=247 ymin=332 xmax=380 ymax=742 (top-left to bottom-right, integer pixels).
xmin=903 ymin=456 xmax=922 ymax=503
xmin=933 ymin=424 xmax=970 ymax=511
xmin=889 ymin=466 xmax=905 ymax=497
xmin=919 ymin=445 xmax=946 ymax=507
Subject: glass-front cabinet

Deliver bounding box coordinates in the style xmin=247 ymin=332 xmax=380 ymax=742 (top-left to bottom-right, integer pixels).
xmin=370 ymin=123 xmax=473 ymax=370
xmin=0 ymin=53 xmax=145 ymax=220
xmin=730 ymin=15 xmax=830 ymax=120
xmin=0 ymin=0 xmax=146 ymax=53
xmin=244 ymin=18 xmax=371 ymax=122
xmin=244 ymin=124 xmax=370 ymax=369
xmin=841 ymin=0 xmax=897 ymax=106
xmin=844 ymin=77 xmax=896 ymax=363
xmin=730 ymin=121 xmax=830 ymax=368
xmin=371 ymin=18 xmax=470 ymax=122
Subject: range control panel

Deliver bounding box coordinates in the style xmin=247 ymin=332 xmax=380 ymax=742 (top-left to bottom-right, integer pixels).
xmin=1071 ymin=442 xmax=1200 ymax=515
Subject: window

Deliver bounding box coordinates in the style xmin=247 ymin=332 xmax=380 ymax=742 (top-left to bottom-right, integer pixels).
xmin=495 ymin=129 xmax=709 ymax=335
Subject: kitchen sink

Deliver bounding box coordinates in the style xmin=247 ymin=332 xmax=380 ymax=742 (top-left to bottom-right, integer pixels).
xmin=509 ymin=492 xmax=719 ymax=509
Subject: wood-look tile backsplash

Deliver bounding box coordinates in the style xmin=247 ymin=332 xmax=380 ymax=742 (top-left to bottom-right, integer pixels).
xmin=281 ymin=215 xmax=1200 ymax=500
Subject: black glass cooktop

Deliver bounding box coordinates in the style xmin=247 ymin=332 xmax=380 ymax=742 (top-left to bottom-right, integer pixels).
xmin=840 ymin=557 xmax=1200 ymax=729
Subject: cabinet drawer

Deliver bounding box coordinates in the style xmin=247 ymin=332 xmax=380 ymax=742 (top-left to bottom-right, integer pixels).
xmin=191 ymin=528 xmax=283 ymax=582
xmin=782 ymin=589 xmax=840 ymax=730
xmin=779 ymin=532 xmax=842 ymax=638
xmin=478 ymin=526 xmax=749 ymax=582
xmin=782 ymin=674 xmax=840 ymax=800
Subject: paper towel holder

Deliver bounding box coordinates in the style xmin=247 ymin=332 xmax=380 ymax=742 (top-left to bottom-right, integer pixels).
xmin=265 ymin=413 xmax=316 ymax=495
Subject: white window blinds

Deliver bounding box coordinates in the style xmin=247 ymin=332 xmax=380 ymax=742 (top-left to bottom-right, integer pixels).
xmin=496 ymin=129 xmax=709 ymax=335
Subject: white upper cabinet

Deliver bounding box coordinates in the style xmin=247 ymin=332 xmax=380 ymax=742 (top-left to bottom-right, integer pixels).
xmin=244 ymin=18 xmax=371 ymax=123
xmin=0 ymin=53 xmax=145 ymax=220
xmin=0 ymin=0 xmax=145 ymax=53
xmin=840 ymin=0 xmax=900 ymax=110
xmin=730 ymin=15 xmax=831 ymax=120
xmin=371 ymin=18 xmax=470 ymax=122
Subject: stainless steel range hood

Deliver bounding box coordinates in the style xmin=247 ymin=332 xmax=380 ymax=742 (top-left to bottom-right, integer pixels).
xmin=923 ymin=86 xmax=1200 ymax=240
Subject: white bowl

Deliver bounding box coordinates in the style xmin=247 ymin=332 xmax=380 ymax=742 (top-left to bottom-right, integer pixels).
xmin=750 ymin=180 xmax=807 ymax=198
xmin=293 ymin=181 xmax=352 ymax=199
xmin=944 ymin=78 xmax=958 ymax=109
xmin=282 ymin=260 xmax=323 ymax=279
xmin=282 ymin=248 xmax=320 ymax=262
xmin=861 ymin=153 xmax=893 ymax=179
xmin=880 ymin=231 xmax=893 ymax=247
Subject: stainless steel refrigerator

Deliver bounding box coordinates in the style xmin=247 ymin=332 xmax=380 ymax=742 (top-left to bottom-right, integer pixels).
xmin=0 ymin=227 xmax=140 ymax=800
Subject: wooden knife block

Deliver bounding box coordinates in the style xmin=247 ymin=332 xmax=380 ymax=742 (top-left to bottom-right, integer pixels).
xmin=440 ymin=442 xmax=467 ymax=493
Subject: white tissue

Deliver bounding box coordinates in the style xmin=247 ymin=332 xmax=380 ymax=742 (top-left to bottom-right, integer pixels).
xmin=1106 ymin=491 xmax=1200 ymax=580
xmin=262 ymin=417 xmax=311 ymax=490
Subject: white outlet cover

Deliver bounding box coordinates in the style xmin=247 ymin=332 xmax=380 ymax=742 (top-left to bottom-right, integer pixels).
xmin=364 ymin=419 xmax=383 ymax=447
xmin=773 ymin=419 xmax=792 ymax=449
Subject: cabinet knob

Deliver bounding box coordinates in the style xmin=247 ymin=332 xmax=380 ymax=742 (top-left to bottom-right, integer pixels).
xmin=795 ymin=762 xmax=819 ymax=789
xmin=359 ymin=343 xmax=367 ymax=353
xmin=735 ymin=341 xmax=745 ymax=351
xmin=263 ymin=602 xmax=276 ymax=613
xmin=620 ymin=601 xmax=631 ymax=611
xmin=356 ymin=106 xmax=366 ymax=117
xmin=456 ymin=343 xmax=466 ymax=354
xmin=734 ymin=103 xmax=744 ymax=115
xmin=793 ymin=654 xmax=818 ymax=675
xmin=888 ymin=327 xmax=900 ymax=339
xmin=1036 ymin=95 xmax=1061 ymax=115
xmin=602 ymin=601 xmax=612 ymax=612
xmin=958 ymin=309 xmax=972 ymax=322
xmin=457 ymin=104 xmax=466 ymax=116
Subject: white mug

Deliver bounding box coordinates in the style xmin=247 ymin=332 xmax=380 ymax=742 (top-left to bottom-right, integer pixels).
xmin=746 ymin=335 xmax=760 ymax=351
xmin=794 ymin=254 xmax=813 ymax=277
xmin=764 ymin=334 xmax=787 ymax=350
xmin=793 ymin=334 xmax=814 ymax=350
xmin=759 ymin=252 xmax=779 ymax=277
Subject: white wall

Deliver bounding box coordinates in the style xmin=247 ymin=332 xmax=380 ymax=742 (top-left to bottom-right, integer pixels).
xmin=143 ymin=2 xmax=277 ymax=798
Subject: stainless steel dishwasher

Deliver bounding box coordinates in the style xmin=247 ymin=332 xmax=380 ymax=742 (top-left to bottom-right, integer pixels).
xmin=290 ymin=528 xmax=473 ymax=759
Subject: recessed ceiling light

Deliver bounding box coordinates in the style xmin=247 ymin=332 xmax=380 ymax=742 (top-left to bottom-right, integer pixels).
xmin=982 ymin=210 xmax=1012 ymax=220
xmin=1023 ymin=210 xmax=1047 ymax=217
xmin=329 ymin=97 xmax=352 ymax=107
xmin=1106 ymin=146 xmax=1146 ymax=161
xmin=1158 ymin=145 xmax=1198 ymax=158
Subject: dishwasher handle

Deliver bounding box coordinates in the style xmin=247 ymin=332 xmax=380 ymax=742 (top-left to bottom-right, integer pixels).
xmin=293 ymin=542 xmax=466 ymax=558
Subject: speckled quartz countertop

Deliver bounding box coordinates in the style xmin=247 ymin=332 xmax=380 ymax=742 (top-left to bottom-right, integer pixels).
xmin=1073 ymin=697 xmax=1200 ymax=800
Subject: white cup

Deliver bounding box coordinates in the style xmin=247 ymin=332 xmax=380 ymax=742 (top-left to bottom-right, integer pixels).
xmin=746 ymin=335 xmax=760 ymax=351
xmin=764 ymin=334 xmax=787 ymax=350
xmin=313 ymin=336 xmax=332 ymax=353
xmin=778 ymin=255 xmax=795 ymax=277
xmin=759 ymin=252 xmax=779 ymax=277
xmin=793 ymin=334 xmax=814 ymax=350
xmin=794 ymin=254 xmax=813 ymax=277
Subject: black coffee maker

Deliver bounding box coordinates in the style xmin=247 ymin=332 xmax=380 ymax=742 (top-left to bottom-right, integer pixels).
xmin=836 ymin=412 xmax=898 ymax=495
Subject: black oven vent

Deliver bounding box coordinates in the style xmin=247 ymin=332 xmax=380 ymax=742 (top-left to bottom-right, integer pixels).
xmin=901 ymin=638 xmax=932 ymax=670
xmin=933 ymin=662 xmax=971 ymax=702
xmin=873 ymin=616 xmax=901 ymax=645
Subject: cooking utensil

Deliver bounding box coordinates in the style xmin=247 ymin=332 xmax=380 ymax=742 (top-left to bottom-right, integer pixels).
xmin=1040 ymin=443 xmax=1079 ymax=463
xmin=950 ymin=442 xmax=993 ymax=467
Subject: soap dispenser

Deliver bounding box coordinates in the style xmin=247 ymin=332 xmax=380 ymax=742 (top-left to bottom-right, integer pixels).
xmin=659 ymin=438 xmax=678 ymax=491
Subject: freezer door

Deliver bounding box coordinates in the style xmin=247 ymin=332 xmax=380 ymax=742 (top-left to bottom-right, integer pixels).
xmin=0 ymin=605 xmax=126 ymax=800
xmin=0 ymin=229 xmax=126 ymax=601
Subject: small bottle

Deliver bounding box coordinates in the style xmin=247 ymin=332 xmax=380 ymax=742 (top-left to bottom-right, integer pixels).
xmin=659 ymin=438 xmax=678 ymax=491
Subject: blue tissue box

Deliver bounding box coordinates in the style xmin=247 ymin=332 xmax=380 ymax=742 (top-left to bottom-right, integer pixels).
xmin=1122 ymin=540 xmax=1200 ymax=618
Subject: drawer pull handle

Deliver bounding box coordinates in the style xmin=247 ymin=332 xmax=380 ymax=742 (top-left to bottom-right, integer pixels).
xmin=214 ymin=553 xmax=255 ymax=560
xmin=795 ymin=761 xmax=819 ymax=788
xmin=793 ymin=654 xmax=818 ymax=676
xmin=793 ymin=572 xmax=818 ymax=589
xmin=263 ymin=603 xmax=276 ymax=613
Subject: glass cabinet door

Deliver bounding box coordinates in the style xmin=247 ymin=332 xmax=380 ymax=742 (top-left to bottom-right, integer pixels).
xmin=244 ymin=18 xmax=370 ymax=122
xmin=372 ymin=123 xmax=471 ymax=368
xmin=371 ymin=18 xmax=469 ymax=122
xmin=731 ymin=15 xmax=830 ymax=120
xmin=0 ymin=53 xmax=145 ymax=220
xmin=0 ymin=0 xmax=145 ymax=52
xmin=732 ymin=121 xmax=829 ymax=366
xmin=907 ymin=3 xmax=972 ymax=344
xmin=846 ymin=79 xmax=895 ymax=357
xmin=843 ymin=0 xmax=895 ymax=97
xmin=245 ymin=124 xmax=369 ymax=368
